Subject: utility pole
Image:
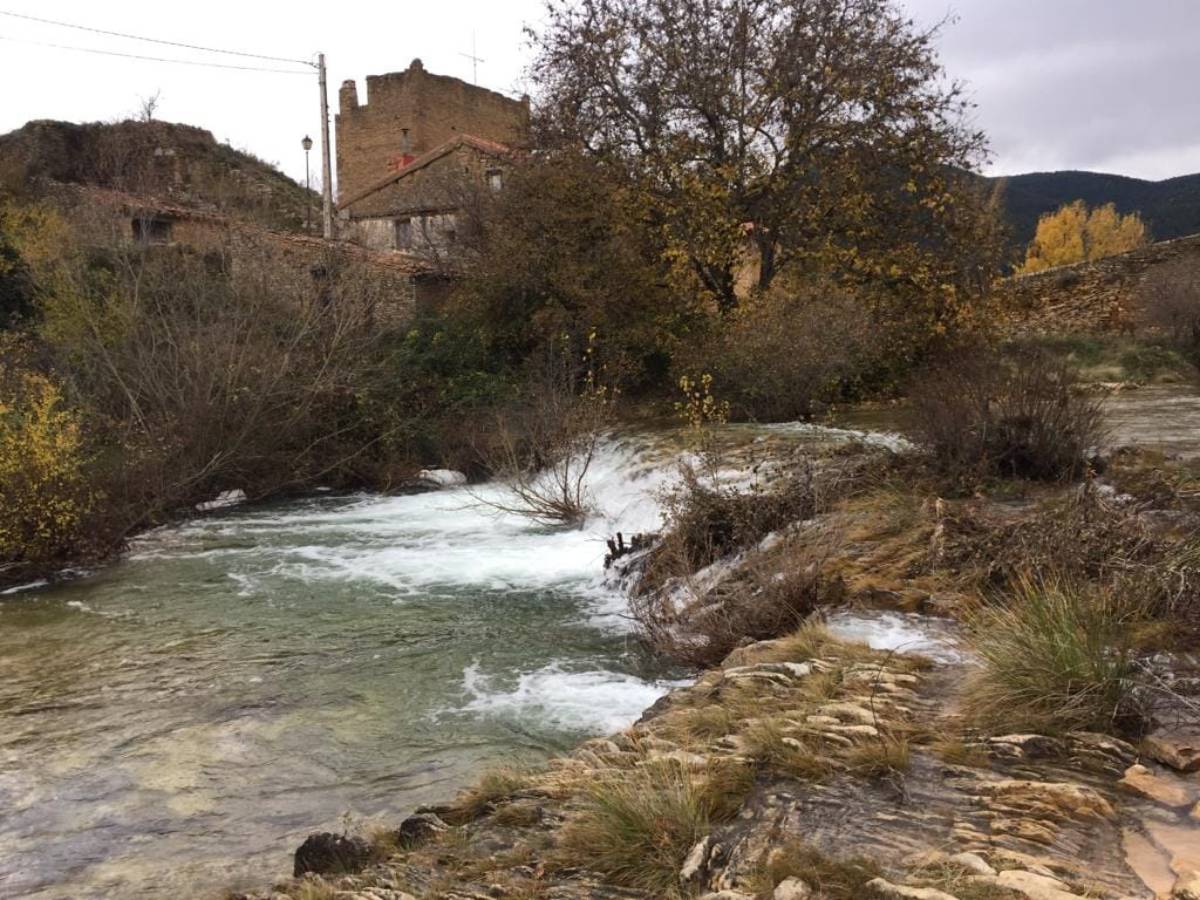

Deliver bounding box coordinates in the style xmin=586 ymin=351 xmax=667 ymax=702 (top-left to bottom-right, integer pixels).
xmin=317 ymin=52 xmax=335 ymax=239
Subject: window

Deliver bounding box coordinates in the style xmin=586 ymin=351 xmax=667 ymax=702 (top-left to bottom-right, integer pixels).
xmin=132 ymin=216 xmax=172 ymax=245
xmin=395 ymin=217 xmax=412 ymax=249
xmin=487 ymin=169 xmax=504 ymax=193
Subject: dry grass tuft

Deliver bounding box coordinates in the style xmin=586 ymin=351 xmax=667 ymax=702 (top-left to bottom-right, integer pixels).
xmin=556 ymin=760 xmax=752 ymax=895
xmin=964 ymin=575 xmax=1146 ymax=736
xmin=742 ymin=718 xmax=831 ymax=781
xmin=845 ymin=735 xmax=911 ymax=778
xmin=747 ymin=840 xmax=883 ymax=899
xmin=448 ymin=768 xmax=536 ymax=823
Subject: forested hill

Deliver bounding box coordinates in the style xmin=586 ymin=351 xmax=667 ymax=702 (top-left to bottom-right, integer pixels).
xmin=0 ymin=119 xmax=317 ymax=234
xmin=987 ymin=169 xmax=1200 ymax=247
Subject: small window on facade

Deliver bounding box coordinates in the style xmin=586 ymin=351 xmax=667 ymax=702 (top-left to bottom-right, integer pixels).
xmin=395 ymin=217 xmax=412 ymax=249
xmin=487 ymin=169 xmax=503 ymax=193
xmin=132 ymin=216 xmax=172 ymax=245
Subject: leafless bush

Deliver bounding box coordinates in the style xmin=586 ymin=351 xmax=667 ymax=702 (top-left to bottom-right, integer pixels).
xmin=910 ymin=345 xmax=1105 ymax=483
xmin=941 ymin=481 xmax=1200 ymax=639
xmin=1140 ymin=255 xmax=1200 ymax=357
xmin=472 ymin=354 xmax=615 ymax=527
xmin=632 ymin=532 xmax=838 ymax=667
xmin=638 ymin=463 xmax=825 ymax=594
xmin=38 ymin=230 xmax=408 ymax=533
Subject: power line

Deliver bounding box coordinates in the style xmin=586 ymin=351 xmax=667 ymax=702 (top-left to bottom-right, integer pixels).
xmin=0 ymin=33 xmax=313 ymax=75
xmin=0 ymin=8 xmax=314 ymax=67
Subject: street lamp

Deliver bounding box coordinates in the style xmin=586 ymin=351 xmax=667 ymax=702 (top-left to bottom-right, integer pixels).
xmin=302 ymin=134 xmax=314 ymax=233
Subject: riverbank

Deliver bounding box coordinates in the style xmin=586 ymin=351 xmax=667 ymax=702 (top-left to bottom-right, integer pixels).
xmin=238 ymin=436 xmax=1200 ymax=900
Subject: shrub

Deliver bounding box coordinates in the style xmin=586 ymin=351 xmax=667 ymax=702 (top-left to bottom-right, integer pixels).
xmin=1140 ymin=255 xmax=1200 ymax=358
xmin=0 ymin=361 xmax=95 ymax=572
xmin=909 ymin=345 xmax=1104 ymax=483
xmin=678 ymin=278 xmax=881 ymax=422
xmin=557 ymin=761 xmax=751 ymax=894
xmin=472 ymin=347 xmax=615 ymax=527
xmin=964 ymin=576 xmax=1145 ymax=736
xmin=632 ymin=467 xmax=844 ymax=667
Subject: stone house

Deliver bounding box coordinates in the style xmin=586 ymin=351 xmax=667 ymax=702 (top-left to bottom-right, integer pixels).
xmin=334 ymin=59 xmax=529 ymax=256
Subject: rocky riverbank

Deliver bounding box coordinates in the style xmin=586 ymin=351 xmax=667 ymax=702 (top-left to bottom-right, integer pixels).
xmin=239 ymin=628 xmax=1200 ymax=899
xmin=236 ymin=439 xmax=1200 ymax=900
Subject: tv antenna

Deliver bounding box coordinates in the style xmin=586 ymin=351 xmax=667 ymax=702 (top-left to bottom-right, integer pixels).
xmin=459 ymin=31 xmax=484 ymax=84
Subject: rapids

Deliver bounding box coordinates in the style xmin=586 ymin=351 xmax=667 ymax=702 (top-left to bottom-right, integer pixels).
xmin=0 ymin=438 xmax=681 ymax=898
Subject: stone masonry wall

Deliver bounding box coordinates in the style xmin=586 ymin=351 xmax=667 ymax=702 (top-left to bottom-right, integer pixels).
xmin=342 ymin=143 xmax=502 ymax=221
xmin=336 ymin=59 xmax=528 ymax=206
xmin=996 ymin=232 xmax=1200 ymax=335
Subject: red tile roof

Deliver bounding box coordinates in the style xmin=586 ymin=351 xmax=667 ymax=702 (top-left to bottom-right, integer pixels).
xmin=337 ymin=133 xmax=516 ymax=212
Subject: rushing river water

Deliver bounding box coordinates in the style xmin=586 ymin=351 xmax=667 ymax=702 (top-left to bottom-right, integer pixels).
xmin=3 ymin=386 xmax=1198 ymax=899
xmin=0 ymin=439 xmax=686 ymax=899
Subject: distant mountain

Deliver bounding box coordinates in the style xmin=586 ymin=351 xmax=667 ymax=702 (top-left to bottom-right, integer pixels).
xmin=985 ymin=169 xmax=1200 ymax=249
xmin=0 ymin=119 xmax=317 ymax=233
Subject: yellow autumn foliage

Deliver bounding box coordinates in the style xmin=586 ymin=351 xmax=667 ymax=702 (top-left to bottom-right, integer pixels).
xmin=0 ymin=365 xmax=94 ymax=567
xmin=1017 ymin=200 xmax=1147 ymax=274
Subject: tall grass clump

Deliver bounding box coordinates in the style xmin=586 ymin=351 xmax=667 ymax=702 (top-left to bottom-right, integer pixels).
xmin=964 ymin=576 xmax=1144 ymax=736
xmin=910 ymin=345 xmax=1104 ymax=484
xmin=557 ymin=761 xmax=751 ymax=894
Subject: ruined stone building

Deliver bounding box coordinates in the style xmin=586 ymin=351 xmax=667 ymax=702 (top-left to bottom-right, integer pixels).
xmin=334 ymin=59 xmax=529 ymax=255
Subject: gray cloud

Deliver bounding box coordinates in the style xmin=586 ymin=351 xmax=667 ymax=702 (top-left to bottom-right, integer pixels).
xmin=905 ymin=0 xmax=1200 ymax=178
xmin=0 ymin=1 xmax=1194 ymax=182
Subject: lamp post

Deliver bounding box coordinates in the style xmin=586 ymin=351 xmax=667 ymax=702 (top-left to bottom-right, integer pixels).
xmin=302 ymin=134 xmax=314 ymax=233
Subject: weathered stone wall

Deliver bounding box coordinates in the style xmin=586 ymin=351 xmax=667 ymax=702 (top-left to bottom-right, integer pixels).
xmin=336 ymin=59 xmax=528 ymax=207
xmin=59 ymin=185 xmax=432 ymax=324
xmin=996 ymin=232 xmax=1200 ymax=335
xmin=341 ymin=143 xmax=503 ymax=220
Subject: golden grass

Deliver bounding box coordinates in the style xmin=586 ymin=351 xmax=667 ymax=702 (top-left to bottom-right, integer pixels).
xmin=745 ymin=840 xmax=882 ymax=899
xmin=556 ymin=760 xmax=753 ymax=895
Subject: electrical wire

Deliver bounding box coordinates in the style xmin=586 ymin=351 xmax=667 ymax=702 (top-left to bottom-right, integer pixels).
xmin=0 ymin=8 xmax=314 ymax=67
xmin=0 ymin=32 xmax=313 ymax=75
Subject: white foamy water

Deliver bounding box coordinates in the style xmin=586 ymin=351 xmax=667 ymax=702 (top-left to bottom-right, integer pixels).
xmin=826 ymin=610 xmax=967 ymax=663
xmin=459 ymin=662 xmax=688 ymax=734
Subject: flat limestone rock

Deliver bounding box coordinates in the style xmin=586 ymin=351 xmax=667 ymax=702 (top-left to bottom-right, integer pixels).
xmin=773 ymin=877 xmax=813 ymax=899
xmin=993 ymin=869 xmax=1081 ymax=899
xmin=1144 ymin=733 xmax=1200 ymax=774
xmin=864 ymin=877 xmax=960 ymax=899
xmin=1119 ymin=764 xmax=1199 ymax=809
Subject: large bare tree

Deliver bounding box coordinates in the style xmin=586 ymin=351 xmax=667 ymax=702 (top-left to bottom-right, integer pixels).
xmin=530 ymin=0 xmax=997 ymax=317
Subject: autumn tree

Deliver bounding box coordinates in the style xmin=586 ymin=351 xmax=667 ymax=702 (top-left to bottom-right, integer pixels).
xmin=530 ymin=0 xmax=1001 ymax=324
xmin=1018 ymin=200 xmax=1148 ymax=274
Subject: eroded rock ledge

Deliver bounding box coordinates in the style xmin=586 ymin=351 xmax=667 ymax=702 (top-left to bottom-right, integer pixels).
xmin=238 ymin=628 xmax=1199 ymax=900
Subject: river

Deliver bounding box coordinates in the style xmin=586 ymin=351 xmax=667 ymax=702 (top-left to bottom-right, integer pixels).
xmin=3 ymin=385 xmax=1199 ymax=898
xmin=0 ymin=439 xmax=684 ymax=898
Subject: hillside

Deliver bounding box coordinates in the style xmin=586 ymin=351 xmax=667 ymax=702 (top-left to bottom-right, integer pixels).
xmin=0 ymin=119 xmax=318 ymax=234
xmin=988 ymin=168 xmax=1200 ymax=247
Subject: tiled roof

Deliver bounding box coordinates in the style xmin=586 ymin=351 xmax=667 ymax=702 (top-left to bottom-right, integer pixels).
xmin=337 ymin=133 xmax=515 ymax=212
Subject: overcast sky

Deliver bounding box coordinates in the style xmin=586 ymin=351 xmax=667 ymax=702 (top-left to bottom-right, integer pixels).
xmin=1 ymin=0 xmax=1197 ymax=186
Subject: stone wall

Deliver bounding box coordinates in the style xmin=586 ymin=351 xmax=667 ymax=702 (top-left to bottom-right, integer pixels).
xmin=335 ymin=59 xmax=528 ymax=206
xmin=340 ymin=142 xmax=504 ymax=220
xmin=996 ymin=232 xmax=1200 ymax=335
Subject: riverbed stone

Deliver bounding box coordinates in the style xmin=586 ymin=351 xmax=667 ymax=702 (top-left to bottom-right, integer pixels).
xmin=1173 ymin=869 xmax=1200 ymax=900
xmin=293 ymin=832 xmax=373 ymax=877
xmin=864 ymin=877 xmax=960 ymax=899
xmin=773 ymin=877 xmax=813 ymax=899
xmin=1119 ymin=764 xmax=1198 ymax=808
xmin=680 ymin=836 xmax=712 ymax=886
xmin=993 ymin=869 xmax=1080 ymax=899
xmin=1145 ymin=733 xmax=1200 ymax=774
xmin=395 ymin=812 xmax=448 ymax=848
xmin=948 ymin=852 xmax=996 ymax=876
